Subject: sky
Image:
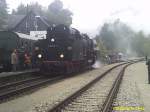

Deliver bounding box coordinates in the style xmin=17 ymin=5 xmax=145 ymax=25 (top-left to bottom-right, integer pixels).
xmin=6 ymin=0 xmax=150 ymax=36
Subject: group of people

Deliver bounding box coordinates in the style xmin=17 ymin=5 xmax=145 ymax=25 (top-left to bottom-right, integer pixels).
xmin=11 ymin=49 xmax=32 ymax=71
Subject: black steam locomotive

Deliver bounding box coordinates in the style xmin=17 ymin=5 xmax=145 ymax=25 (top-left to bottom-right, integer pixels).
xmin=34 ymin=24 xmax=96 ymax=74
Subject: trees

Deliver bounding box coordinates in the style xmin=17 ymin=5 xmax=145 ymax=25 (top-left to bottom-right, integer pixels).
xmin=12 ymin=0 xmax=73 ymax=26
xmin=98 ymin=20 xmax=134 ymax=55
xmin=12 ymin=2 xmax=44 ymax=15
xmin=100 ymin=23 xmax=117 ymax=51
xmin=131 ymin=31 xmax=150 ymax=56
xmin=12 ymin=4 xmax=26 ymax=15
xmin=47 ymin=0 xmax=73 ymax=26
xmin=0 ymin=0 xmax=8 ymax=30
xmin=95 ymin=35 xmax=108 ymax=61
xmin=97 ymin=20 xmax=150 ymax=57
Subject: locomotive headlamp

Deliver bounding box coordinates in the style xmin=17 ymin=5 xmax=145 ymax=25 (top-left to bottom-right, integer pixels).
xmin=38 ymin=54 xmax=42 ymax=58
xmin=35 ymin=47 xmax=39 ymax=50
xmin=51 ymin=38 xmax=55 ymax=42
xmin=60 ymin=54 xmax=64 ymax=58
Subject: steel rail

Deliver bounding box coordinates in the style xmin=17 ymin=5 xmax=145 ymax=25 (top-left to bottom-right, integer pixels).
xmin=0 ymin=76 xmax=43 ymax=90
xmin=48 ymin=62 xmax=130 ymax=112
xmin=0 ymin=76 xmax=64 ymax=102
xmin=102 ymin=62 xmax=134 ymax=112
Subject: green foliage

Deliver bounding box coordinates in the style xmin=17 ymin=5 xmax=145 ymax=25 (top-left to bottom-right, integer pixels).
xmin=131 ymin=31 xmax=150 ymax=56
xmin=98 ymin=20 xmax=134 ymax=54
xmin=47 ymin=0 xmax=73 ymax=26
xmin=0 ymin=0 xmax=8 ymax=30
xmin=12 ymin=4 xmax=26 ymax=15
xmin=12 ymin=2 xmax=44 ymax=15
xmin=97 ymin=20 xmax=150 ymax=57
xmin=95 ymin=35 xmax=108 ymax=61
xmin=12 ymin=0 xmax=73 ymax=26
xmin=100 ymin=23 xmax=117 ymax=51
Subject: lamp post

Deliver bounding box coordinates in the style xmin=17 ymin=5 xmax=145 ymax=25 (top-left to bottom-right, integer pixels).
xmin=35 ymin=16 xmax=40 ymax=31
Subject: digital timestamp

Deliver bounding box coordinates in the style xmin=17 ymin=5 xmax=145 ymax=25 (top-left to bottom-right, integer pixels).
xmin=113 ymin=106 xmax=144 ymax=111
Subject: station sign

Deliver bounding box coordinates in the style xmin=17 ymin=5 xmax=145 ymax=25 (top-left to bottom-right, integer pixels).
xmin=30 ymin=31 xmax=47 ymax=39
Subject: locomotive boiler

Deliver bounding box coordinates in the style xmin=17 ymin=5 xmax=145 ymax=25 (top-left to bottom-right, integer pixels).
xmin=34 ymin=24 xmax=96 ymax=74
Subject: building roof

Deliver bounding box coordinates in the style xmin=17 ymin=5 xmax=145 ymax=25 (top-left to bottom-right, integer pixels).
xmin=6 ymin=11 xmax=52 ymax=31
xmin=6 ymin=15 xmax=25 ymax=30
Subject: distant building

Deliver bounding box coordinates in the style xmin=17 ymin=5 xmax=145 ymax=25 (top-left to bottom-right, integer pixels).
xmin=5 ymin=11 xmax=52 ymax=38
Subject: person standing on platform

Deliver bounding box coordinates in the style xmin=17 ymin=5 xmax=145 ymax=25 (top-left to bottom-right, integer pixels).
xmin=146 ymin=59 xmax=150 ymax=84
xmin=11 ymin=49 xmax=18 ymax=71
xmin=146 ymin=55 xmax=148 ymax=61
xmin=24 ymin=53 xmax=31 ymax=69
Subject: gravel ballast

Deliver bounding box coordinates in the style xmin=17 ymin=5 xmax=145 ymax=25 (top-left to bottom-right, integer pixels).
xmin=0 ymin=63 xmax=122 ymax=112
xmin=112 ymin=62 xmax=146 ymax=112
xmin=61 ymin=65 xmax=125 ymax=112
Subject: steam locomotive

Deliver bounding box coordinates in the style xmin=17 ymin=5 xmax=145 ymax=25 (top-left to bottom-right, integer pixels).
xmin=33 ymin=24 xmax=96 ymax=74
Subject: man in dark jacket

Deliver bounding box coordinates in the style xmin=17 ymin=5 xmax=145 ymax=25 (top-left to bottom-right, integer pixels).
xmin=146 ymin=59 xmax=150 ymax=84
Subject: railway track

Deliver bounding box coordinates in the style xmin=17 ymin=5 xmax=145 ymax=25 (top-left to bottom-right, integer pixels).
xmin=102 ymin=63 xmax=131 ymax=112
xmin=48 ymin=61 xmax=137 ymax=112
xmin=0 ymin=75 xmax=65 ymax=103
xmin=0 ymin=69 xmax=96 ymax=103
xmin=0 ymin=69 xmax=39 ymax=86
xmin=0 ymin=60 xmax=140 ymax=107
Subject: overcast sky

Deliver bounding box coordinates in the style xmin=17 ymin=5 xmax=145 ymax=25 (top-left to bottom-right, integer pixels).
xmin=6 ymin=0 xmax=150 ymax=36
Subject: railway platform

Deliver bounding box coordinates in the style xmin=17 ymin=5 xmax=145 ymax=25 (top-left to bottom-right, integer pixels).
xmin=113 ymin=61 xmax=149 ymax=112
xmin=0 ymin=69 xmax=39 ymax=78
